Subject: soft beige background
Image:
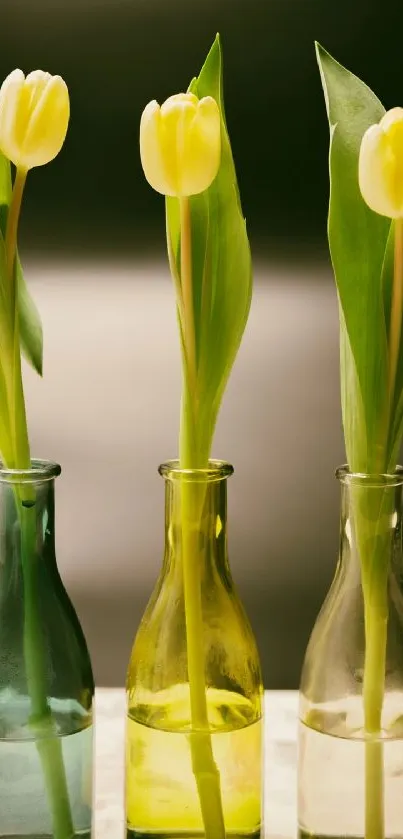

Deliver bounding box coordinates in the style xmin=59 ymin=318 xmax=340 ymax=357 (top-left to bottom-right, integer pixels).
xmin=23 ymin=258 xmax=344 ymax=687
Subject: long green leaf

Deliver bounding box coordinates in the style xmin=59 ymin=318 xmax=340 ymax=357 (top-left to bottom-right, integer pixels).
xmin=166 ymin=34 xmax=252 ymax=464
xmin=316 ymin=44 xmax=391 ymax=472
xmin=16 ymin=257 xmax=43 ymax=376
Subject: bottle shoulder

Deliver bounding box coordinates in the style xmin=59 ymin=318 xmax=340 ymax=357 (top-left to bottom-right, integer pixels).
xmin=300 ymin=563 xmax=403 ymax=710
xmin=127 ymin=560 xmax=263 ymax=714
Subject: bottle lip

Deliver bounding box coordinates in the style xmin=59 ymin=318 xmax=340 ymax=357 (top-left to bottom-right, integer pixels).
xmin=159 ymin=459 xmax=234 ymax=483
xmin=336 ymin=464 xmax=403 ymax=488
xmin=0 ymin=459 xmax=61 ymax=484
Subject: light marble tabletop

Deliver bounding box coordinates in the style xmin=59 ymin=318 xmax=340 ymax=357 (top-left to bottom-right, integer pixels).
xmin=94 ymin=688 xmax=298 ymax=839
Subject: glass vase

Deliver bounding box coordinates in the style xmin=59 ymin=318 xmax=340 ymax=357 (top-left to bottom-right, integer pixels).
xmin=0 ymin=460 xmax=94 ymax=839
xmin=298 ymin=466 xmax=403 ymax=839
xmin=126 ymin=460 xmax=263 ymax=839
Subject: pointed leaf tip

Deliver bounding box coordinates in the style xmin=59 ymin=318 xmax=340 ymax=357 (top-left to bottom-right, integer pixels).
xmin=315 ymin=41 xmax=330 ymax=71
xmin=315 ymin=41 xmax=327 ymax=59
xmin=167 ymin=34 xmax=251 ymax=464
xmin=316 ymin=45 xmax=390 ymax=472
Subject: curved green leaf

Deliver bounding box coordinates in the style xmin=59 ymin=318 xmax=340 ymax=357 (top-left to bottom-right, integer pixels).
xmin=316 ymin=44 xmax=391 ymax=472
xmin=166 ymin=35 xmax=252 ymax=464
xmin=16 ymin=256 xmax=43 ymax=376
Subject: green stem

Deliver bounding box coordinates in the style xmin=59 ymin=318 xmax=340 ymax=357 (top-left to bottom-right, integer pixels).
xmin=358 ymin=216 xmax=403 ymax=839
xmin=166 ymin=206 xmax=184 ymax=325
xmin=354 ymin=490 xmax=390 ymax=839
xmin=20 ymin=503 xmax=74 ymax=839
xmin=3 ymin=169 xmax=74 ymax=837
xmin=178 ymin=197 xmax=225 ymax=839
xmin=363 ymin=591 xmax=388 ymax=839
xmin=359 ymin=217 xmax=403 ymax=839
xmin=5 ymin=168 xmax=26 ymax=300
xmin=180 ymin=478 xmax=225 ymax=839
xmin=5 ymin=167 xmax=30 ymax=470
xmin=363 ymin=595 xmax=388 ymax=733
xmin=388 ymin=218 xmax=403 ymax=411
xmin=20 ymin=503 xmax=50 ymax=719
xmin=180 ymin=196 xmax=197 ymax=397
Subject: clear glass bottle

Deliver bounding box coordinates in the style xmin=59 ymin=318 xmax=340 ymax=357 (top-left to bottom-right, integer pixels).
xmin=0 ymin=460 xmax=94 ymax=839
xmin=126 ymin=460 xmax=263 ymax=839
xmin=298 ymin=466 xmax=403 ymax=839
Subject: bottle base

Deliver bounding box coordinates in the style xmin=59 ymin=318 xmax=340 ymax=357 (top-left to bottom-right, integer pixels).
xmin=0 ymin=834 xmax=91 ymax=839
xmin=299 ymin=832 xmax=352 ymax=839
xmin=127 ymin=829 xmax=261 ymax=839
xmin=298 ymin=831 xmax=401 ymax=839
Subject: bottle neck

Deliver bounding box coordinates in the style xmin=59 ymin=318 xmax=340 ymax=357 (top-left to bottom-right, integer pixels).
xmin=164 ymin=477 xmax=229 ymax=573
xmin=0 ymin=477 xmax=57 ymax=566
xmin=338 ymin=476 xmax=403 ymax=581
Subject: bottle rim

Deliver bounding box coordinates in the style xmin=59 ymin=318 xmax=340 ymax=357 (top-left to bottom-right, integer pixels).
xmin=0 ymin=459 xmax=61 ymax=484
xmin=336 ymin=464 xmax=403 ymax=488
xmin=159 ymin=459 xmax=234 ymax=483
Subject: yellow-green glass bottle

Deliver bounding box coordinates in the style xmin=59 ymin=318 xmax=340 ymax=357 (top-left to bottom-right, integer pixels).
xmin=126 ymin=460 xmax=263 ymax=839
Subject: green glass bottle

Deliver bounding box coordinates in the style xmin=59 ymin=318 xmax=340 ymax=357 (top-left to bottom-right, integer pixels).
xmin=298 ymin=467 xmax=403 ymax=839
xmin=0 ymin=460 xmax=94 ymax=839
xmin=126 ymin=461 xmax=263 ymax=839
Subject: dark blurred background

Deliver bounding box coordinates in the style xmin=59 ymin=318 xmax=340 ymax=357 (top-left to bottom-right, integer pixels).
xmin=1 ymin=0 xmax=401 ymax=686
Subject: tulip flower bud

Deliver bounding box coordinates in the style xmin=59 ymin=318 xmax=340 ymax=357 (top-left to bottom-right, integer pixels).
xmin=359 ymin=107 xmax=403 ymax=218
xmin=140 ymin=92 xmax=221 ymax=197
xmin=0 ymin=69 xmax=70 ymax=171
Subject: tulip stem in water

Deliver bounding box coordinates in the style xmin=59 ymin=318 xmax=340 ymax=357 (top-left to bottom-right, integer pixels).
xmin=20 ymin=502 xmax=74 ymax=839
xmin=352 ymin=490 xmax=390 ymax=839
xmin=362 ymin=216 xmax=403 ymax=839
xmin=4 ymin=169 xmax=74 ymax=839
xmin=179 ymin=199 xmax=225 ymax=839
xmin=362 ymin=569 xmax=388 ymax=839
xmin=179 ymin=473 xmax=226 ymax=839
xmin=360 ymin=216 xmax=403 ymax=839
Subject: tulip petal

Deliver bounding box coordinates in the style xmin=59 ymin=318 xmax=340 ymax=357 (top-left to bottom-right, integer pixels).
xmin=359 ymin=124 xmax=401 ymax=218
xmin=381 ymin=111 xmax=403 ymax=214
xmin=140 ymin=100 xmax=176 ymax=196
xmin=22 ymin=75 xmax=70 ymax=168
xmin=181 ymin=96 xmax=221 ymax=196
xmin=0 ymin=68 xmax=69 ymax=170
xmin=161 ymin=98 xmax=197 ymax=195
xmin=14 ymin=80 xmax=37 ymax=162
xmin=140 ymin=91 xmax=221 ymax=197
xmin=25 ymin=71 xmax=51 ymax=106
xmin=0 ymin=70 xmax=25 ymax=167
xmin=162 ymin=92 xmax=198 ymax=111
xmin=380 ymin=107 xmax=403 ymax=133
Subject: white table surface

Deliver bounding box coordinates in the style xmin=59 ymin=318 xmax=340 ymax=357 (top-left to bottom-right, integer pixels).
xmin=94 ymin=689 xmax=298 ymax=839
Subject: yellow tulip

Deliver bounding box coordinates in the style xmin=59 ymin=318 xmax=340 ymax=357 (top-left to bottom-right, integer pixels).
xmin=140 ymin=92 xmax=221 ymax=197
xmin=359 ymin=107 xmax=403 ymax=218
xmin=0 ymin=69 xmax=70 ymax=171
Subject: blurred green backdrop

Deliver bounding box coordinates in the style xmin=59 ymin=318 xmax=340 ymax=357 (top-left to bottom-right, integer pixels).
xmin=3 ymin=0 xmax=401 ymax=258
